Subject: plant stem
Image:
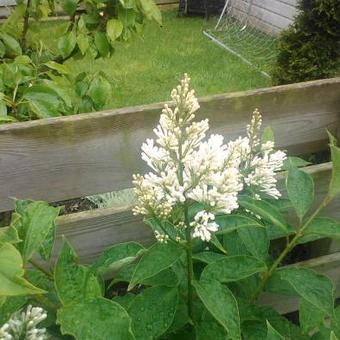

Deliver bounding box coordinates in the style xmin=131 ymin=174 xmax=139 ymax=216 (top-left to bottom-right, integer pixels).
xmin=184 ymin=205 xmax=194 ymax=322
xmin=69 ymin=13 xmax=77 ymax=31
xmin=32 ymin=294 xmax=59 ymax=311
xmin=29 ymin=259 xmax=54 ymax=280
xmin=251 ymin=195 xmax=331 ymax=302
xmin=21 ymin=0 xmax=32 ymax=53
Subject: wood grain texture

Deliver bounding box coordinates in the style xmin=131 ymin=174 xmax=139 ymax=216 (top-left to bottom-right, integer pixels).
xmin=1 ymin=78 xmax=340 ymax=212
xmin=232 ymin=0 xmax=298 ymax=34
xmin=55 ymin=206 xmax=150 ymax=264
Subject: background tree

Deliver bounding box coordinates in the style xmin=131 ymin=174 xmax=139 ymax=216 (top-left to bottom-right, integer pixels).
xmin=272 ymin=0 xmax=340 ymax=85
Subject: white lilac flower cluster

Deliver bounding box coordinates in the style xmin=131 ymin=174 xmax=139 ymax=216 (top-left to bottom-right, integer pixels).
xmin=0 ymin=305 xmax=48 ymax=340
xmin=133 ymin=74 xmax=286 ymax=242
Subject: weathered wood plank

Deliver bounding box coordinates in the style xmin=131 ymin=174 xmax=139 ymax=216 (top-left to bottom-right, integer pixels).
xmin=1 ymin=78 xmax=340 ymax=212
xmin=55 ymin=205 xmax=150 ymax=264
xmin=251 ymin=0 xmax=297 ymax=20
xmin=53 ymin=162 xmax=340 ymax=264
xmin=233 ymin=0 xmax=294 ymax=31
xmin=259 ymin=251 xmax=340 ymax=314
xmin=232 ymin=0 xmax=298 ymax=34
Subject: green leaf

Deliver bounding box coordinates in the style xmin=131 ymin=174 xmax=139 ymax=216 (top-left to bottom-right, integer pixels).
xmin=310 ymin=326 xmax=332 ymax=340
xmin=128 ymin=242 xmax=183 ymax=291
xmin=106 ymin=19 xmax=123 ymax=44
xmin=242 ymin=308 xmax=307 ymax=340
xmin=300 ymin=217 xmax=340 ymax=243
xmin=77 ymin=33 xmax=89 ymax=55
xmin=43 ymin=79 xmax=73 ymax=108
xmin=139 ymin=0 xmax=162 ymax=25
xmin=223 ymin=230 xmax=249 ymax=256
xmin=239 ymin=196 xmax=289 ymax=232
xmin=192 ymin=251 xmax=226 ymax=264
xmin=299 ymin=298 xmax=326 ymax=335
xmin=141 ymin=268 xmax=179 ymax=287
xmin=54 ymin=239 xmax=101 ymax=305
xmin=0 ymin=296 xmax=27 ymax=324
xmin=14 ymin=55 xmax=32 ymax=64
xmin=128 ymin=286 xmax=178 ymax=339
xmin=193 ymin=280 xmax=240 ymax=339
xmin=45 ymin=61 xmax=70 ymax=75
xmin=59 ymin=0 xmax=78 ymax=15
xmin=38 ymin=219 xmax=56 ymax=261
xmin=58 ymin=30 xmax=77 ymax=59
xmin=0 ymin=243 xmax=45 ymax=296
xmin=242 ymin=321 xmax=267 ymax=340
xmin=0 ymin=224 xmax=20 ymax=245
xmin=286 ymin=165 xmax=314 ymax=220
xmin=196 ymin=309 xmax=229 ymax=340
xmin=200 ymin=255 xmax=266 ymax=283
xmin=57 ymin=297 xmax=135 ymax=340
xmin=215 ymin=214 xmax=264 ymax=235
xmin=113 ymin=262 xmax=178 ymax=287
xmin=264 ymin=198 xmax=292 ymax=212
xmin=261 ymin=126 xmax=275 ymax=144
xmin=166 ymin=299 xmax=189 ymax=335
xmin=0 ymin=38 xmax=6 ymax=58
xmin=0 ymin=99 xmax=7 ymax=116
xmin=266 ymin=321 xmax=284 ymax=340
xmin=282 ymin=157 xmax=311 ymax=171
xmin=331 ymin=331 xmax=339 ymax=340
xmin=119 ymin=0 xmax=136 ymax=9
xmin=0 ymin=32 xmax=22 ymax=56
xmin=27 ymin=98 xmax=61 ymax=118
xmin=0 ymin=115 xmax=17 ymax=123
xmin=94 ymin=32 xmax=111 ymax=57
xmin=15 ymin=200 xmax=60 ymax=263
xmin=238 ymin=225 xmax=269 ymax=260
xmin=1 ymin=3 xmax=25 ymax=38
xmin=112 ymin=292 xmax=135 ymax=310
xmin=275 ymin=267 xmax=334 ymax=315
xmin=210 ymin=233 xmax=227 ymax=254
xmin=328 ymin=132 xmax=340 ymax=199
xmin=87 ymin=76 xmax=112 ymax=109
xmin=23 ymin=84 xmax=63 ymax=118
xmin=91 ymin=242 xmax=144 ymax=275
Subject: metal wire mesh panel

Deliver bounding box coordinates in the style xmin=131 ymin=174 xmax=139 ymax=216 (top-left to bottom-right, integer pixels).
xmin=203 ymin=0 xmax=278 ymax=78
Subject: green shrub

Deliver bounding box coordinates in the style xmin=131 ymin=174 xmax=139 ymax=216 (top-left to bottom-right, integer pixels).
xmin=272 ymin=0 xmax=340 ymax=85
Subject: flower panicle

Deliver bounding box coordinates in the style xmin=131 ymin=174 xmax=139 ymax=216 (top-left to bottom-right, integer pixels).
xmin=0 ymin=305 xmax=48 ymax=340
xmin=132 ymin=75 xmax=286 ymax=243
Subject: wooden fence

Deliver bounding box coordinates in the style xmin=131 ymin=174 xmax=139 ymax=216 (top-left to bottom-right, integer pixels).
xmin=232 ymin=0 xmax=298 ymax=35
xmin=0 ymin=77 xmax=340 ymax=314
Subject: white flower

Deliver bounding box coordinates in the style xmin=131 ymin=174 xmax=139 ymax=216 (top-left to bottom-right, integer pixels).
xmin=245 ymin=150 xmax=286 ymax=199
xmin=141 ymin=138 xmax=170 ymax=172
xmin=0 ymin=323 xmax=11 ymax=340
xmin=132 ymin=75 xmax=286 ymax=243
xmin=154 ymin=231 xmax=169 ymax=243
xmin=191 ymin=211 xmax=219 ymax=242
xmin=0 ymin=305 xmax=48 ymax=340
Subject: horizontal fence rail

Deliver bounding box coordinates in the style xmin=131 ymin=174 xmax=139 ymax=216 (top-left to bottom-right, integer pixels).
xmin=232 ymin=0 xmax=298 ymax=35
xmin=0 ymin=77 xmax=340 ymax=212
xmin=53 ymin=162 xmax=339 ymax=264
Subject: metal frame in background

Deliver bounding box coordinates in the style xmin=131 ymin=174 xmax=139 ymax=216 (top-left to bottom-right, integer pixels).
xmin=203 ymin=0 xmax=272 ymax=79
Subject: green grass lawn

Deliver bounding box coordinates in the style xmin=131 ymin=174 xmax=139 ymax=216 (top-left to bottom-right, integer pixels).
xmin=28 ymin=10 xmax=271 ymax=110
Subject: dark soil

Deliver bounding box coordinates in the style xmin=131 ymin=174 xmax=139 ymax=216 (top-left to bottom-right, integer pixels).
xmin=50 ymin=197 xmax=96 ymax=215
